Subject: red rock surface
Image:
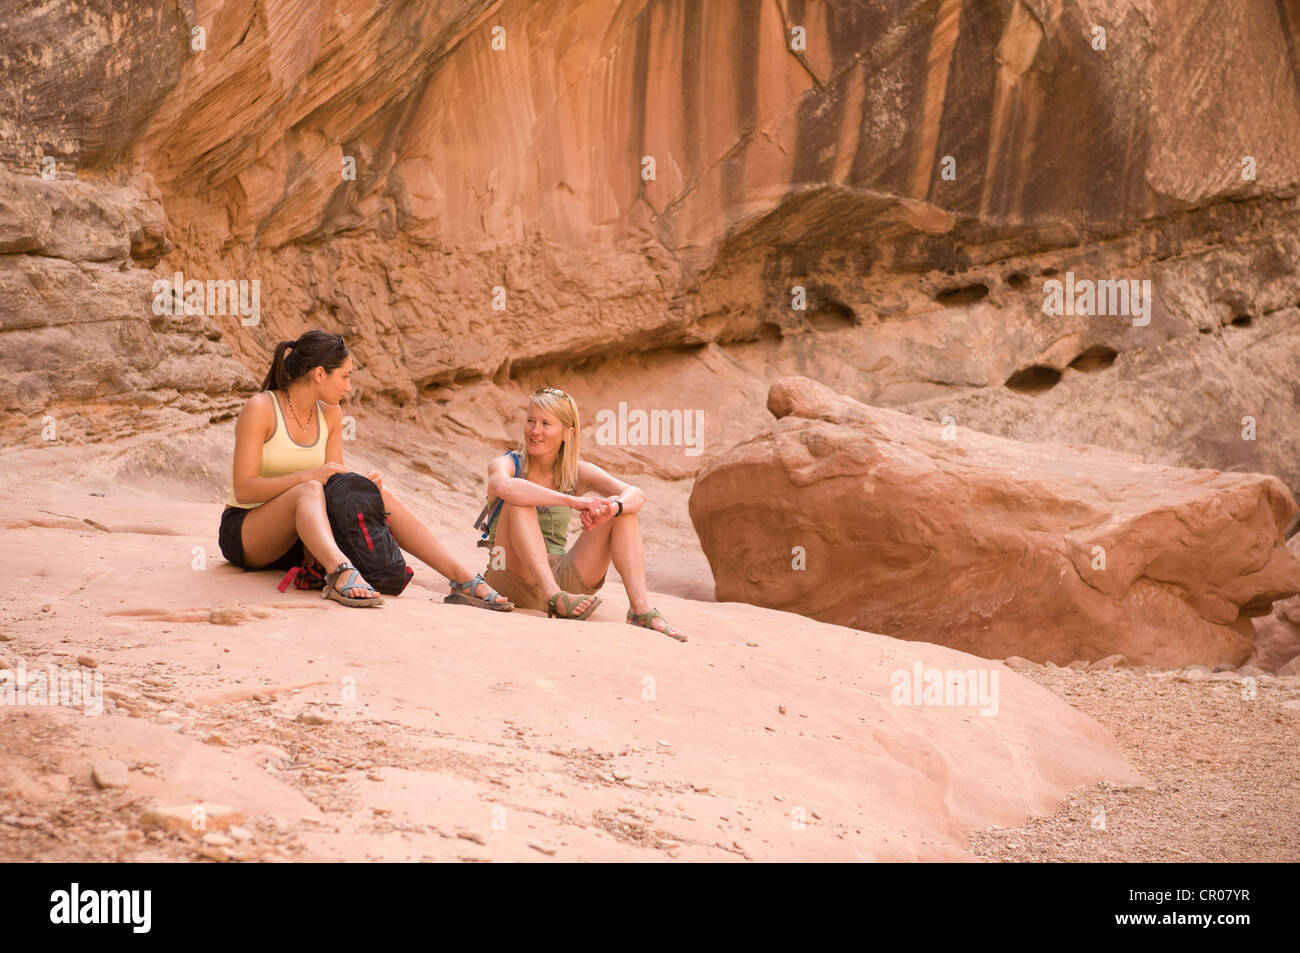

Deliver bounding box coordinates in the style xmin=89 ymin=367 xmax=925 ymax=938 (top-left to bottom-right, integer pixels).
xmin=0 ymin=467 xmax=1145 ymax=861
xmin=690 ymin=377 xmax=1300 ymax=667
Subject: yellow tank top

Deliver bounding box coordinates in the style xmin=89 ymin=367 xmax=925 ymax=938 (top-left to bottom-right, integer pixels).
xmin=225 ymin=392 xmax=328 ymax=509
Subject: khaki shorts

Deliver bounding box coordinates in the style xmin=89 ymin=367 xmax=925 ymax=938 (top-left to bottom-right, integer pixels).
xmin=483 ymin=551 xmax=606 ymax=613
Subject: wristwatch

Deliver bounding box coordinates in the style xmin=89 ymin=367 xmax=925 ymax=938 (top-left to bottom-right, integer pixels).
xmin=612 ymin=496 xmax=623 ymax=517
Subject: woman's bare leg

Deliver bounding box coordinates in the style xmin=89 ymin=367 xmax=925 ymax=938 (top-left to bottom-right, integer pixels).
xmin=381 ymin=487 xmax=508 ymax=604
xmin=239 ymin=481 xmax=377 ymax=599
xmin=498 ymin=501 xmax=595 ymax=615
xmin=569 ymin=512 xmax=681 ymax=636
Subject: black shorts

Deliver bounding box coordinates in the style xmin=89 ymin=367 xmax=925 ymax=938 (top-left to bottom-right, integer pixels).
xmin=218 ymin=506 xmax=304 ymax=572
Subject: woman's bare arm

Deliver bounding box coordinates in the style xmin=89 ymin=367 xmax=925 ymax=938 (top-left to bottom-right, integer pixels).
xmin=576 ymin=461 xmax=646 ymax=515
xmin=486 ymin=454 xmax=586 ymax=508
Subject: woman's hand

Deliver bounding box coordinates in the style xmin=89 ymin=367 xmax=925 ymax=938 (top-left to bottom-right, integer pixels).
xmin=364 ymin=470 xmax=383 ymax=492
xmin=307 ymin=461 xmax=348 ymax=485
xmin=578 ymin=497 xmax=615 ymax=530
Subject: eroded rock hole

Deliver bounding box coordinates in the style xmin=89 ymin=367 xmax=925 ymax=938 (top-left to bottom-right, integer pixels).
xmin=935 ymin=283 xmax=989 ymax=307
xmin=1005 ymin=272 xmax=1029 ymax=291
xmin=808 ymin=301 xmax=855 ymax=331
xmin=1231 ymin=314 xmax=1253 ymax=327
xmin=1068 ymin=345 xmax=1118 ymax=372
xmin=1005 ymin=364 xmax=1062 ymax=394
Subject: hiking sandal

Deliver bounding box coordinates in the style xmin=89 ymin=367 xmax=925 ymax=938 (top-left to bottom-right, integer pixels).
xmin=627 ymin=607 xmax=687 ymax=642
xmin=322 ymin=561 xmax=384 ymax=607
xmin=547 ymin=590 xmax=602 ymax=620
xmin=445 ymin=573 xmax=514 ymax=611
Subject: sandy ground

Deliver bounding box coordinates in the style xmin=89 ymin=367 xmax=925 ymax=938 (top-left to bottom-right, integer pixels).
xmin=967 ymin=664 xmax=1300 ymax=861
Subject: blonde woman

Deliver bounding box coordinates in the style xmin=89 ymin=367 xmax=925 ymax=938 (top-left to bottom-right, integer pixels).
xmin=477 ymin=386 xmax=686 ymax=641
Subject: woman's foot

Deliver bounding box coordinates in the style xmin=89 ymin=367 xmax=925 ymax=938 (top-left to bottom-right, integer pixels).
xmin=323 ymin=561 xmax=384 ymax=607
xmin=548 ymin=591 xmax=601 ymax=620
xmin=470 ymin=579 xmax=511 ymax=606
xmin=445 ymin=573 xmax=514 ymax=611
xmin=627 ymin=607 xmax=686 ymax=642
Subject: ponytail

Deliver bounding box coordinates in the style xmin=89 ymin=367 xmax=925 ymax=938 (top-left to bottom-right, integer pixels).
xmin=260 ymin=340 xmax=295 ymax=391
xmin=259 ymin=330 xmax=349 ymax=391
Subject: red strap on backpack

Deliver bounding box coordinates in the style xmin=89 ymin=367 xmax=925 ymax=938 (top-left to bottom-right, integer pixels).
xmin=357 ymin=512 xmax=375 ymax=550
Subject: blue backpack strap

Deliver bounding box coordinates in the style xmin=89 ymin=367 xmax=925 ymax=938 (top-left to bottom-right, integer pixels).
xmin=475 ymin=450 xmax=522 ymax=543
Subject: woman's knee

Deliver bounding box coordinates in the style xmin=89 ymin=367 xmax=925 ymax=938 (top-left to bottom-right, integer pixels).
xmin=294 ymin=479 xmax=326 ymax=511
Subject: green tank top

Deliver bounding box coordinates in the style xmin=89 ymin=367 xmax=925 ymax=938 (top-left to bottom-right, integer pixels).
xmin=485 ymin=452 xmax=570 ymax=556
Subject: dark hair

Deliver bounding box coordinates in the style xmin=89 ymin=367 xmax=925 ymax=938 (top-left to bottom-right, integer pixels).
xmin=260 ymin=330 xmax=349 ymax=391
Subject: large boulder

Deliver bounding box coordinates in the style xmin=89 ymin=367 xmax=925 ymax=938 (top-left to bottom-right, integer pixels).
xmin=1247 ymin=533 xmax=1300 ymax=672
xmin=689 ymin=376 xmax=1300 ymax=667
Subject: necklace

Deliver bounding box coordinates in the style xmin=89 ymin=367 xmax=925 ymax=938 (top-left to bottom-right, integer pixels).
xmin=283 ymin=390 xmax=312 ymax=436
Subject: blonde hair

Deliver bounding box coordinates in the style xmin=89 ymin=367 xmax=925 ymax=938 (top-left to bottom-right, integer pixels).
xmin=519 ymin=387 xmax=580 ymax=493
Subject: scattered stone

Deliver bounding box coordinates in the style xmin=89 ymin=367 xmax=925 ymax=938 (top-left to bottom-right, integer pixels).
xmin=156 ymin=710 xmax=183 ymax=723
xmin=366 ymin=773 xmax=384 ymax=782
xmin=92 ymin=759 xmax=130 ymax=790
xmin=527 ymin=841 xmax=557 ymax=856
xmin=1208 ymin=671 xmax=1240 ymax=682
xmin=746 ymin=641 xmax=759 ymax=647
xmin=194 ymin=845 xmax=230 ymax=862
xmin=622 ymin=779 xmax=650 ymax=789
xmin=1066 ymin=660 xmax=1090 ymax=671
xmin=209 ymin=603 xmax=271 ymax=626
xmin=76 ymin=655 xmax=98 ymax=669
xmin=40 ymin=604 xmax=50 ymax=613
xmin=202 ymin=831 xmax=235 ymax=847
xmin=457 ymin=831 xmax=487 ymax=845
xmin=1004 ymin=656 xmax=1044 ymax=672
xmin=203 ymin=733 xmax=229 ymax=746
xmin=1212 ymin=664 xmax=1234 ymax=673
xmin=1090 ymin=654 xmax=1128 ymax=671
xmin=1237 ymin=664 xmax=1266 ymax=677
xmin=295 ymin=712 xmax=333 ymax=726
xmin=38 ymin=774 xmax=71 ymax=794
xmin=1178 ymin=669 xmax=1209 ymax=682
xmin=611 ymin=770 xmax=631 ymax=782
xmin=778 ymin=704 xmax=787 ymax=714
xmin=140 ymin=802 xmax=243 ymax=834
xmin=1185 ymin=664 xmax=1212 ymax=675
xmin=656 ymin=739 xmax=672 ymax=747
xmin=228 ymin=825 xmax=254 ymax=842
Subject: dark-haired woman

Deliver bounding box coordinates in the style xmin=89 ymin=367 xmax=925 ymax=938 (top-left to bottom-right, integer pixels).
xmin=220 ymin=330 xmax=513 ymax=610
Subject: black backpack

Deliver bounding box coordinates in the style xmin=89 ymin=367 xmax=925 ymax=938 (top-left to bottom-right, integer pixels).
xmin=323 ymin=472 xmax=413 ymax=595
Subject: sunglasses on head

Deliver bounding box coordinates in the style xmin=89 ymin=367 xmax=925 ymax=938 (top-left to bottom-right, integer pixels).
xmin=533 ymin=387 xmax=570 ymax=400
